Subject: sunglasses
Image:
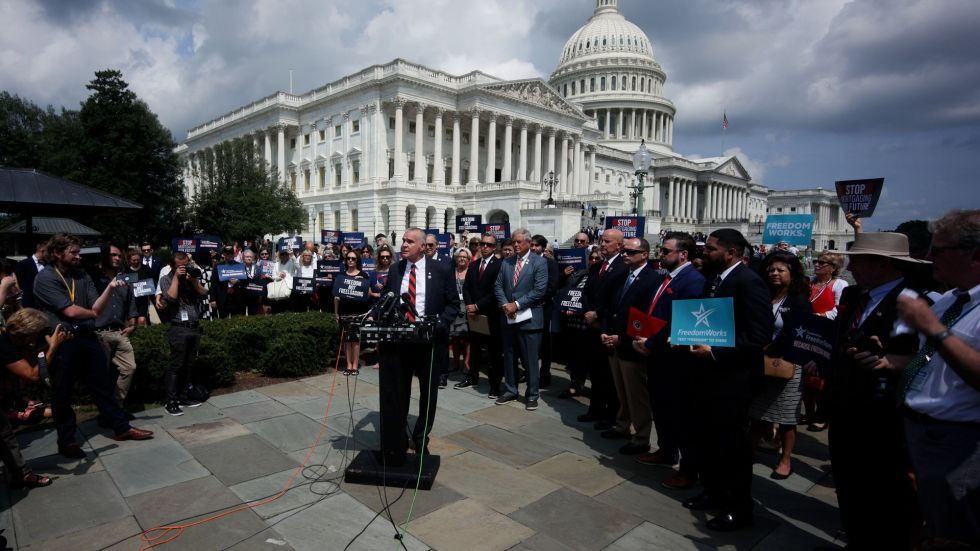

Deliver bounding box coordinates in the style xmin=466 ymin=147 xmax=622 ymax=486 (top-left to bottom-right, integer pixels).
xmin=574 ymin=239 xmax=587 ymax=243
xmin=659 ymin=247 xmax=677 ymax=255
xmin=379 ymin=255 xmax=392 ymax=260
xmin=425 ymin=243 xmax=437 ymax=248
xmin=622 ymin=249 xmax=645 ymax=256
xmin=480 ymin=242 xmax=495 ymax=247
xmin=141 ymin=249 xmax=152 ymax=253
xmin=346 ymin=257 xmax=357 ymax=261
xmin=813 ymin=260 xmax=831 ymax=266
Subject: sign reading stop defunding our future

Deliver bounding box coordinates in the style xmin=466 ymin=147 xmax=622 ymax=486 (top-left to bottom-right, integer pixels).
xmin=762 ymin=214 xmax=814 ymax=246
xmin=835 ymin=178 xmax=884 ymax=218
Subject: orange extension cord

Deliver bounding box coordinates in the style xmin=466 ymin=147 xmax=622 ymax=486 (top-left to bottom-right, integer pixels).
xmin=137 ymin=327 xmax=346 ymax=550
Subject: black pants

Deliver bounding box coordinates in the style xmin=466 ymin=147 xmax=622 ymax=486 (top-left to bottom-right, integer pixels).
xmin=378 ymin=341 xmax=443 ymax=466
xmin=649 ymin=357 xmax=699 ymax=477
xmin=0 ymin=412 xmax=25 ymax=477
xmin=539 ymin=310 xmax=553 ymax=379
xmin=166 ymin=326 xmax=201 ymax=403
xmin=585 ymin=329 xmax=618 ymax=420
xmin=469 ymin=315 xmax=503 ymax=393
xmin=51 ymin=336 xmax=130 ymax=445
xmin=559 ymin=325 xmax=588 ymax=388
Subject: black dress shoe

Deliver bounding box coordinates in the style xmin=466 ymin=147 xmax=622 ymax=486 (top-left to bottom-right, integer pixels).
xmin=618 ymin=442 xmax=650 ymax=455
xmin=438 ymin=376 xmax=448 ymax=389
xmin=557 ymin=387 xmax=579 ymax=399
xmin=682 ymin=492 xmax=722 ymax=511
xmin=495 ymin=392 xmax=519 ymax=405
xmin=707 ymin=512 xmax=752 ymax=532
xmin=600 ymin=428 xmax=630 ymax=440
xmin=454 ymin=379 xmax=476 ymax=389
xmin=577 ymin=413 xmax=599 ymax=423
xmin=593 ymin=420 xmax=614 ymax=431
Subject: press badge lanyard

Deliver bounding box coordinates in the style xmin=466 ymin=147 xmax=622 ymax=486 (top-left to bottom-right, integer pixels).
xmin=53 ymin=268 xmax=76 ymax=303
xmin=910 ymin=298 xmax=980 ymax=391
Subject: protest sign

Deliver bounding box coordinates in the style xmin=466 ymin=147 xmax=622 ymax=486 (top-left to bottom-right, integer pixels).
xmin=762 ymin=214 xmax=814 ymax=246
xmin=216 ymin=263 xmax=247 ymax=282
xmin=332 ymin=274 xmax=370 ymax=302
xmin=277 ymin=236 xmax=302 ymax=253
xmin=316 ymin=260 xmax=341 ymax=286
xmin=436 ymin=234 xmax=450 ymax=252
xmin=555 ymin=248 xmax=587 ymax=272
xmin=557 ymin=288 xmax=585 ymax=313
xmin=670 ymin=297 xmax=736 ymax=347
xmin=256 ymin=260 xmax=275 ymax=278
xmin=244 ymin=282 xmax=266 ymax=297
xmin=342 ymin=232 xmax=365 ymax=248
xmin=370 ymin=271 xmax=390 ymax=292
xmin=425 ymin=228 xmax=441 ymax=236
xmin=605 ymin=216 xmax=646 ymax=238
xmin=132 ymin=279 xmax=156 ymax=298
xmin=194 ymin=235 xmax=221 ymax=252
xmin=835 ymin=178 xmax=884 ymax=218
xmin=172 ymin=238 xmax=197 ymax=254
xmin=782 ymin=314 xmax=837 ymax=372
xmin=321 ymin=229 xmax=342 ymax=245
xmin=361 ymin=257 xmax=376 ymax=271
xmin=627 ymin=307 xmax=667 ymax=338
xmin=293 ymin=277 xmax=315 ymax=294
xmin=456 ymin=214 xmax=482 ymax=233
xmin=481 ymin=223 xmax=510 ymax=240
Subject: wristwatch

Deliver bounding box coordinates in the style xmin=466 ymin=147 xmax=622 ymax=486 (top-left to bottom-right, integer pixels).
xmin=927 ymin=328 xmax=953 ymax=347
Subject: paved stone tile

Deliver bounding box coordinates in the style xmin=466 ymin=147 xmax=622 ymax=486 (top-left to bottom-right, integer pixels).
xmin=247 ymin=413 xmax=336 ymax=452
xmin=79 ymin=421 xmax=176 ymax=457
xmin=408 ymin=497 xmax=534 ymax=551
xmin=508 ymin=532 xmax=574 ymax=551
xmin=169 ymin=417 xmax=252 ymax=448
xmin=21 ymin=516 xmax=141 ymax=551
xmin=446 ymin=424 xmax=563 ymax=468
xmin=437 ymin=451 xmax=561 ymax=514
xmin=16 ymin=427 xmax=87 ymax=461
xmin=100 ymin=440 xmax=210 ymax=497
xmin=427 ymin=435 xmax=467 ymax=457
xmin=524 ymin=451 xmax=633 ymax=497
xmin=209 ymin=390 xmax=273 ymax=409
xmin=510 ymin=487 xmax=642 ymax=551
xmin=518 ymin=417 xmax=624 ymax=460
xmin=230 ymin=468 xmax=336 ymax=520
xmin=603 ymin=521 xmax=713 ymax=551
xmin=270 ymin=492 xmax=428 ymax=551
xmin=466 ymin=401 xmax=542 ymax=430
xmin=289 ymin=395 xmax=370 ymax=422
xmin=426 ymin=407 xmax=483 ymax=438
xmin=126 ymin=474 xmax=244 ymax=528
xmin=19 ymin=446 xmax=106 ymax=477
xmin=224 ymin=399 xmax=296 ymax=424
xmin=594 ymin=476 xmax=779 ymax=549
xmin=143 ymin=402 xmax=227 ymax=429
xmin=12 ymin=470 xmax=131 ymax=545
xmin=0 ymin=488 xmax=15 ymax=551
xmin=226 ymin=527 xmax=297 ymax=550
xmin=188 ymin=434 xmax=299 ymax=486
xmin=105 ymin=508 xmax=272 ymax=551
xmin=430 ymin=385 xmax=497 ymax=415
xmin=343 ymin=478 xmax=465 ymax=523
xmin=257 ymin=380 xmax=328 ymax=404
xmin=751 ymin=522 xmax=844 ymax=550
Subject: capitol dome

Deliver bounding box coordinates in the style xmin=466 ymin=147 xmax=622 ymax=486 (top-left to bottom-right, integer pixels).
xmin=549 ymin=0 xmax=676 ymax=154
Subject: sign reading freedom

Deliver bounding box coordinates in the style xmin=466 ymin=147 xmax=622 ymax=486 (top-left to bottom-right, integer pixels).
xmin=456 ymin=215 xmax=482 ymax=233
xmin=605 ymin=216 xmax=645 ymax=238
xmin=670 ymin=297 xmax=736 ymax=347
xmin=835 ymin=178 xmax=884 ymax=218
xmin=762 ymin=214 xmax=814 ymax=246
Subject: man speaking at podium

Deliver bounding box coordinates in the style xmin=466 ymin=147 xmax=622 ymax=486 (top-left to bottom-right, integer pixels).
xmin=378 ymin=227 xmax=459 ymax=465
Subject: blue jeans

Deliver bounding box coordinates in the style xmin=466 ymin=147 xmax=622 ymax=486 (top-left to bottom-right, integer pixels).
xmin=51 ymin=336 xmax=130 ymax=446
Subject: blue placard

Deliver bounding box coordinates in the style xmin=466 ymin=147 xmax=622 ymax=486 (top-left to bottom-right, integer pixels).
xmin=316 ymin=260 xmax=341 ymax=286
xmin=132 ymin=279 xmax=156 ymax=297
xmin=361 ymin=258 xmax=376 ymax=271
xmin=244 ymin=281 xmax=266 ymax=297
xmin=436 ymin=234 xmax=450 ymax=252
xmin=557 ymin=287 xmax=585 ymax=313
xmin=456 ymin=215 xmax=482 ymax=233
xmin=256 ymin=260 xmax=275 ymax=278
xmin=277 ymin=236 xmax=303 ymax=252
xmin=172 ymin=238 xmax=197 ymax=254
xmin=370 ymin=271 xmax=390 ymax=292
xmin=425 ymin=228 xmax=441 ymax=236
xmin=604 ymin=216 xmax=646 ymax=239
xmin=555 ymin=248 xmax=587 ymax=272
xmin=194 ymin=235 xmax=221 ymax=252
xmin=669 ymin=297 xmax=736 ymax=347
xmin=293 ymin=277 xmax=315 ymax=294
xmin=762 ymin=214 xmax=814 ymax=246
xmin=332 ymin=274 xmax=370 ymax=302
xmin=216 ymin=263 xmax=247 ymax=282
xmin=782 ymin=314 xmax=838 ymax=373
xmin=321 ymin=229 xmax=342 ymax=245
xmin=481 ymin=223 xmax=510 ymax=240
xmin=342 ymin=232 xmax=365 ymax=248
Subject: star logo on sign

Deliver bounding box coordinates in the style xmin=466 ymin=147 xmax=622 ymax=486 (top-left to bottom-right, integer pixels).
xmin=795 ymin=327 xmax=807 ymax=339
xmin=691 ymin=303 xmax=716 ymax=328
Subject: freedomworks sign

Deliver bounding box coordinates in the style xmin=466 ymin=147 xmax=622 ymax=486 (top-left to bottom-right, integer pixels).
xmin=762 ymin=214 xmax=814 ymax=246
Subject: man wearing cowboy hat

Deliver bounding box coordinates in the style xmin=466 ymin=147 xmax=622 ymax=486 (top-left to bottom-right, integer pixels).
xmin=827 ymin=232 xmax=929 ymax=550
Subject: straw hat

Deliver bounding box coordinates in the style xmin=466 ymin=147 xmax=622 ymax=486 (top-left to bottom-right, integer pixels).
xmin=839 ymin=232 xmax=930 ymax=263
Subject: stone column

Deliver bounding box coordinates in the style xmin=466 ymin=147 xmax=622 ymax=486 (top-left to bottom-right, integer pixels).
xmin=451 ymin=113 xmax=461 ymax=185
xmin=518 ymin=121 xmax=528 ymax=181
xmin=276 ymin=123 xmax=287 ymax=184
xmin=571 ymin=137 xmax=581 ymax=195
xmin=485 ymin=113 xmax=497 ymax=183
xmin=546 ymin=128 xmax=556 ymax=174
xmin=707 ymin=184 xmax=714 ymax=221
xmin=639 ymin=109 xmax=646 ymax=141
xmin=309 ymin=121 xmax=318 ymax=164
xmin=468 ymin=109 xmax=480 ymax=184
xmin=628 ymin=109 xmax=635 ymax=140
xmin=432 ymin=109 xmax=444 ymax=184
xmin=588 ymin=147 xmax=597 ymax=194
xmin=532 ymin=126 xmax=543 ymax=183
xmin=604 ymin=109 xmax=610 ymax=140
xmin=393 ymin=99 xmax=404 ymax=179
xmin=667 ymin=177 xmax=675 ymax=219
xmin=342 ymin=113 xmax=351 ymax=190
xmin=692 ymin=182 xmax=699 ymax=222
xmin=668 ymin=117 xmax=673 ymax=145
xmin=263 ymin=130 xmax=272 ymax=169
xmin=502 ymin=117 xmax=513 ymax=182
xmin=559 ymin=132 xmax=569 ymax=194
xmin=414 ymin=103 xmax=426 ymax=183
xmin=617 ymin=109 xmax=624 ymax=140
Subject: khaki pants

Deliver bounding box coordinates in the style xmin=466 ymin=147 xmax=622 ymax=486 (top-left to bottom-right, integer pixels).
xmin=97 ymin=329 xmax=137 ymax=403
xmin=608 ymin=349 xmax=652 ymax=444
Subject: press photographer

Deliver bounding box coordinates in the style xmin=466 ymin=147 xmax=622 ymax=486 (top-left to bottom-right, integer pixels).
xmin=158 ymin=252 xmax=209 ymax=416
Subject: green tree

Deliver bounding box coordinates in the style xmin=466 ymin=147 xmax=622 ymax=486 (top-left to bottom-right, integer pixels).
xmin=77 ymin=69 xmax=186 ymax=244
xmin=190 ymin=138 xmax=304 ymax=241
xmin=0 ymin=91 xmax=49 ymax=169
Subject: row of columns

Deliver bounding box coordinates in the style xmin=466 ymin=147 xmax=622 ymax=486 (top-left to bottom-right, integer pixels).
xmin=664 ymin=178 xmax=750 ymax=223
xmin=591 ymin=108 xmax=672 ymax=144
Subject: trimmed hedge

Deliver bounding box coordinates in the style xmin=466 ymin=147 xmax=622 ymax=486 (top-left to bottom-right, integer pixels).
xmin=127 ymin=311 xmax=339 ymax=401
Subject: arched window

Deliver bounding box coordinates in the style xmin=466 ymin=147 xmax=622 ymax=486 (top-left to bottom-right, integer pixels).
xmin=602 ymin=37 xmax=607 ymax=46
xmin=621 ymin=76 xmax=626 ymax=89
xmin=586 ymin=40 xmax=590 ymax=49
xmin=600 ymin=76 xmax=606 ymax=91
xmin=632 ymin=76 xmax=636 ymax=90
xmin=640 ymin=79 xmax=644 ymax=92
xmin=563 ymin=83 xmax=568 ymax=97
xmin=580 ymin=79 xmax=585 ymax=93
xmin=571 ymin=81 xmax=576 ymax=95
xmin=611 ymin=76 xmax=616 ymax=90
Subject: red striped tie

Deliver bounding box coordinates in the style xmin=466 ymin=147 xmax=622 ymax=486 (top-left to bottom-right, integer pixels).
xmin=512 ymin=256 xmax=523 ymax=286
xmin=648 ymin=275 xmax=672 ymax=315
xmin=407 ymin=263 xmax=417 ymax=321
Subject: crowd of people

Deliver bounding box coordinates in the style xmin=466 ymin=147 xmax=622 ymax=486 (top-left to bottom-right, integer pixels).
xmin=0 ymin=208 xmax=977 ymax=550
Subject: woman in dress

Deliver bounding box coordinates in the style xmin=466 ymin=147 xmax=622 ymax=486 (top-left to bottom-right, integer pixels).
xmin=447 ymin=248 xmax=471 ymax=383
xmin=804 ymin=251 xmax=847 ymax=431
xmin=749 ymin=251 xmax=813 ymax=479
xmin=368 ymin=246 xmax=393 ymax=300
xmin=334 ymin=252 xmax=370 ymax=375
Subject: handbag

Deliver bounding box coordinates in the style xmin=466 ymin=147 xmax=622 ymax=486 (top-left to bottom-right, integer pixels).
xmin=266 ymin=274 xmax=292 ymax=301
xmin=763 ymin=354 xmax=796 ymax=380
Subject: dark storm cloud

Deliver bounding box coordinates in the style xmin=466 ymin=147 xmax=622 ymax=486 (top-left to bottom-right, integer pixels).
xmin=37 ymin=0 xmax=195 ymax=28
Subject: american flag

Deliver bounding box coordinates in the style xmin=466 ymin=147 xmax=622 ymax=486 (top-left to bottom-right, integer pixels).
xmin=722 ymin=112 xmax=729 ymax=130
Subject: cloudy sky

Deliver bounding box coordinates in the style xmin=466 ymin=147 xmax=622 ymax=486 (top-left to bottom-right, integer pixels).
xmin=2 ymin=0 xmax=978 ymax=230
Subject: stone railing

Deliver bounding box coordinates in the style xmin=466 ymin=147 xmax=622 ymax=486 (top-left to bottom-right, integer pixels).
xmin=187 ymin=92 xmax=302 ymax=139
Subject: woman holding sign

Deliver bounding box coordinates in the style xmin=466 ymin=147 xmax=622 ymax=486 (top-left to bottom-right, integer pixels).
xmin=749 ymin=251 xmax=813 ymax=480
xmin=804 ymin=251 xmax=848 ymax=431
xmin=334 ymin=252 xmax=370 ymax=375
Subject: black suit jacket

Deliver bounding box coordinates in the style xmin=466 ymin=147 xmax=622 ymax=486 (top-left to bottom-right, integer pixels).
xmin=463 ymin=255 xmax=502 ymax=319
xmin=384 ymin=257 xmax=460 ymax=339
xmin=542 ymin=255 xmax=560 ymax=316
xmin=604 ymin=263 xmax=662 ymax=361
xmin=14 ymin=256 xmax=42 ymax=308
xmin=585 ymin=254 xmax=628 ymax=323
xmin=698 ymin=263 xmax=774 ymax=399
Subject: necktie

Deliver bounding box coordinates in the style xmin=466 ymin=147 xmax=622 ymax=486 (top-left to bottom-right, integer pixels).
xmin=512 ymin=256 xmax=523 ymax=286
xmin=648 ymin=275 xmax=672 ymax=315
xmin=897 ymin=292 xmax=970 ymax=404
xmin=479 ymin=258 xmax=487 ymax=279
xmin=618 ymin=271 xmax=636 ymax=303
xmin=708 ymin=275 xmax=722 ymax=297
xmin=599 ymin=260 xmax=609 ymax=280
xmin=406 ymin=263 xmax=418 ymax=321
xmin=850 ymin=291 xmax=871 ymax=331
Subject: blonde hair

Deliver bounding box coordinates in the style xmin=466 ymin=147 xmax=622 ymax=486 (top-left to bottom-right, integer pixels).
xmin=1 ymin=308 xmax=49 ymax=348
xmin=817 ymin=250 xmax=845 ymax=277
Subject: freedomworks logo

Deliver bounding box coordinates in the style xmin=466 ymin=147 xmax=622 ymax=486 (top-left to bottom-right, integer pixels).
xmin=691 ymin=303 xmax=715 ymax=327
xmin=677 ymin=302 xmax=727 ymax=337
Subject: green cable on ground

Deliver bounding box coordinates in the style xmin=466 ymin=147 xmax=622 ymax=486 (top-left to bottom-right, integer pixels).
xmin=395 ymin=342 xmax=435 ymax=548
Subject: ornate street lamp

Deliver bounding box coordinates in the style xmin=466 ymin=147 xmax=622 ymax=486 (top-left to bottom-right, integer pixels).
xmin=543 ymin=170 xmax=560 ymax=207
xmin=628 ymin=139 xmax=652 ymax=215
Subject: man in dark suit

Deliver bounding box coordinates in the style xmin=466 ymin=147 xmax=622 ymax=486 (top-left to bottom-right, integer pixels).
xmin=682 ymin=229 xmax=773 ymax=532
xmin=531 ymin=235 xmax=560 ymax=388
xmin=378 ymin=228 xmax=460 ymax=465
xmin=829 ymin=232 xmax=924 ymax=550
xmin=14 ymin=240 xmax=46 ymax=308
xmin=209 ymin=245 xmax=242 ymax=318
xmin=140 ymin=242 xmax=164 ymax=282
xmin=633 ymin=232 xmax=705 ymax=489
xmin=580 ymin=228 xmax=627 ymax=428
xmin=600 ymin=237 xmax=660 ymax=455
xmin=494 ymin=228 xmax=549 ymax=410
xmin=424 ymin=233 xmax=450 ymax=264
xmin=459 ymin=234 xmax=503 ymax=395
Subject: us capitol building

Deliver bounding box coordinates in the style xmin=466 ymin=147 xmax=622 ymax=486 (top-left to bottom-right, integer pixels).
xmin=176 ymin=0 xmax=851 ymax=250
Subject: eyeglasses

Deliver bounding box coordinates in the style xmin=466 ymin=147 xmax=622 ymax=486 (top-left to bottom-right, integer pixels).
xmin=622 ymin=249 xmax=645 ymax=256
xmin=813 ymin=260 xmax=831 ymax=266
xmin=480 ymin=242 xmax=495 ymax=247
xmin=379 ymin=255 xmax=392 ymax=260
xmin=659 ymin=247 xmax=677 ymax=255
xmin=346 ymin=257 xmax=357 ymax=261
xmin=425 ymin=243 xmax=437 ymax=248
xmin=141 ymin=248 xmax=152 ymax=253
xmin=574 ymin=239 xmax=587 ymax=243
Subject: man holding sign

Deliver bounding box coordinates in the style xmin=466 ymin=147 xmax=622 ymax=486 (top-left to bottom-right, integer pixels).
xmin=94 ymin=244 xmax=140 ymax=412
xmin=682 ymin=229 xmax=772 ymax=532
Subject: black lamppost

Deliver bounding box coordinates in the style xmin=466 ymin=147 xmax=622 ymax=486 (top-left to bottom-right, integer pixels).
xmin=627 ymin=139 xmax=652 ymax=215
xmin=543 ymin=170 xmax=559 ymax=207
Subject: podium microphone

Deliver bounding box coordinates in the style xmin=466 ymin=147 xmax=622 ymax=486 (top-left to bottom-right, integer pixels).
xmin=401 ymin=292 xmax=419 ymax=321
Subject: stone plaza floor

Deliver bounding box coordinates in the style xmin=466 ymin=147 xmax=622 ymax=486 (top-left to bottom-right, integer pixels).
xmin=2 ymin=367 xmax=843 ymax=550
